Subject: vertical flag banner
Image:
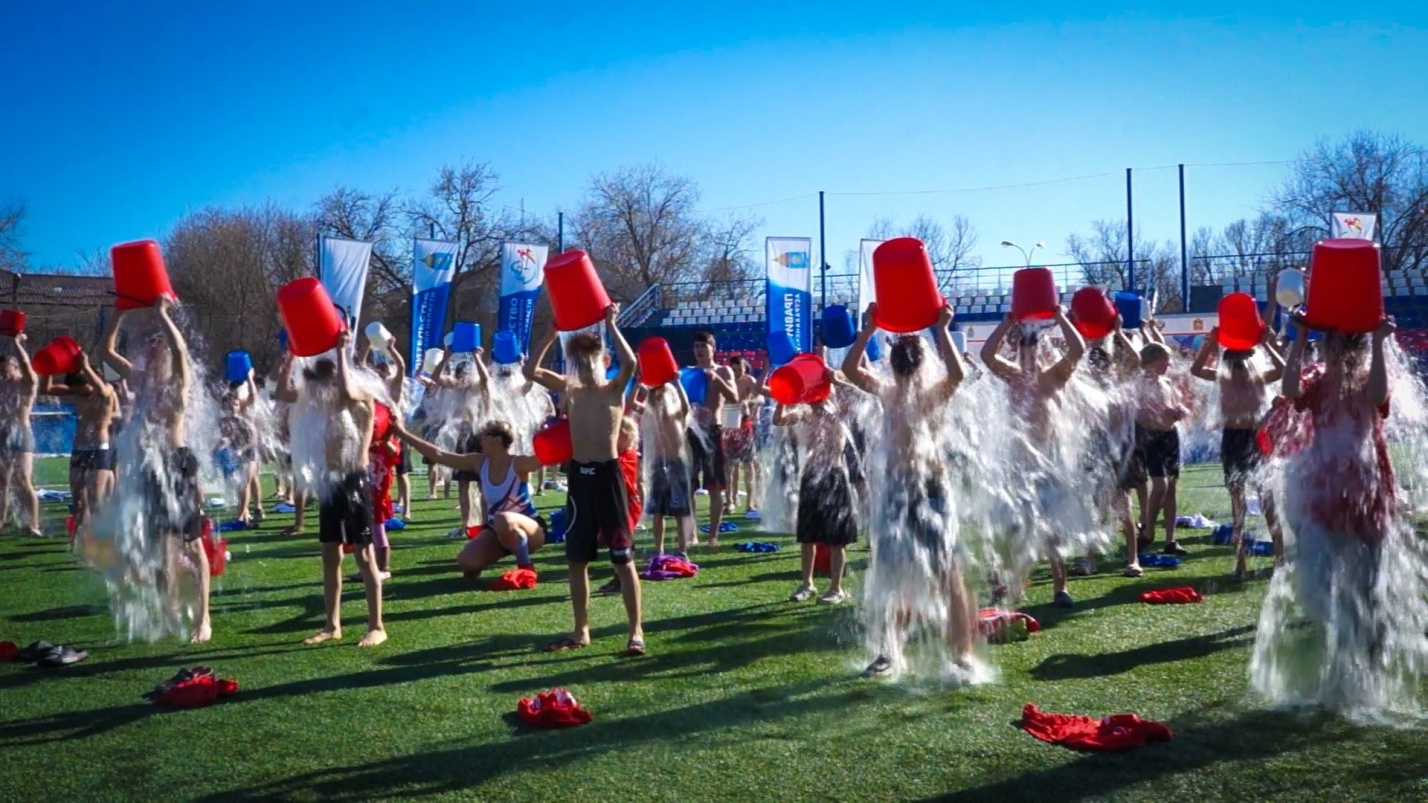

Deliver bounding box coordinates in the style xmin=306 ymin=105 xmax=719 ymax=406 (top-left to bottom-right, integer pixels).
xmin=318 ymin=236 xmax=374 ymax=332
xmin=499 ymin=243 xmax=549 ymax=355
xmin=409 ymin=238 xmax=457 ymax=374
xmin=857 ymin=239 xmax=883 ymax=319
xmin=766 ymin=237 xmax=813 ymax=362
xmin=1331 ymin=212 xmax=1377 ymax=240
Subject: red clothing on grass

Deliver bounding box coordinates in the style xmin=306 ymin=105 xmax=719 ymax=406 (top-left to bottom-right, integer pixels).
xmin=1021 ymin=704 xmax=1172 ymax=752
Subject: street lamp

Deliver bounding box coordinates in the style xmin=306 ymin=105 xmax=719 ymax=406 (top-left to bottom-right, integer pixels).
xmin=1001 ymin=240 xmax=1044 ymax=268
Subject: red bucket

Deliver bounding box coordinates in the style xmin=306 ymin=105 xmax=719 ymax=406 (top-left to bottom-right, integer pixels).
xmin=1216 ymin=293 xmax=1265 ymax=351
xmin=1069 ymin=287 xmax=1117 ymax=339
xmin=277 ymin=278 xmax=346 ymax=357
xmin=31 ymin=336 xmax=82 ymax=376
xmin=637 ymin=337 xmax=679 ymax=387
xmin=769 ymin=354 xmax=831 ymax=406
xmin=1011 ymin=268 xmax=1058 ymax=322
xmin=533 ymin=419 xmax=574 ymax=466
xmin=1305 ymin=239 xmax=1383 ymax=334
xmin=545 ymin=250 xmax=611 ymax=331
xmin=111 ymin=239 xmax=177 ymax=310
xmin=0 ymin=309 xmax=25 ymax=337
xmin=872 ymin=238 xmax=944 ymax=333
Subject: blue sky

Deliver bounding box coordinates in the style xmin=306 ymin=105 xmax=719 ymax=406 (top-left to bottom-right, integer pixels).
xmin=3 ymin=1 xmax=1426 ymax=276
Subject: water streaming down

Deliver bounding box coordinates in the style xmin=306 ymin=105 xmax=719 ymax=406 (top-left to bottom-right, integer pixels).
xmin=1249 ymin=338 xmax=1428 ymax=721
xmin=84 ymin=305 xmax=225 ymax=642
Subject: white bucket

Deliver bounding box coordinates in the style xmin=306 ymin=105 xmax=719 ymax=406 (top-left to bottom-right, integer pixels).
xmin=1275 ymin=268 xmax=1305 ymax=307
xmin=443 ymin=331 xmax=454 ymax=348
xmin=720 ymin=404 xmax=742 ymax=429
xmin=101 ymin=362 xmax=119 ymax=383
xmin=422 ymin=347 xmax=444 ymax=375
xmin=364 ymin=322 xmax=393 ymax=353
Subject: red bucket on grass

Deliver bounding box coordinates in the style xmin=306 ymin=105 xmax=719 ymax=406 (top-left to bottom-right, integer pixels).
xmin=769 ymin=353 xmax=831 ymax=406
xmin=637 ymin=337 xmax=679 ymax=387
xmin=1070 ymin=287 xmax=1117 ymax=340
xmin=872 ymin=238 xmax=944 ymax=333
xmin=533 ymin=419 xmax=574 ymax=466
xmin=1305 ymin=238 xmax=1384 ymax=334
xmin=276 ymin=278 xmax=345 ymax=357
xmin=111 ymin=239 xmax=176 ymax=310
xmin=1216 ymin=293 xmax=1265 ymax=351
xmin=545 ymin=250 xmax=611 ymax=331
xmin=31 ymin=336 xmax=82 ymax=376
xmin=0 ymin=309 xmax=25 ymax=337
xmin=1011 ymin=268 xmax=1058 ymax=322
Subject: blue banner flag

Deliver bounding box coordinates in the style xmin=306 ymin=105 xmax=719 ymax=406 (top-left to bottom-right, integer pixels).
xmin=409 ymin=238 xmax=457 ymax=375
xmin=765 ymin=237 xmax=813 ymax=366
xmin=498 ymin=243 xmax=548 ymax=358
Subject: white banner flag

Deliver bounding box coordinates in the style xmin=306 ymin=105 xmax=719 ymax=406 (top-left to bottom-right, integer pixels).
xmin=319 ymin=236 xmax=374 ymax=331
xmin=857 ymin=239 xmax=883 ymax=320
xmin=1331 ymin=212 xmax=1377 ymax=240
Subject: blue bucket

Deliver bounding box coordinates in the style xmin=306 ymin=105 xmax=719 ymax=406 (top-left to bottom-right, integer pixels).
xmin=277 ymin=328 xmax=288 ymax=349
xmin=866 ymin=332 xmax=882 ymax=361
xmin=821 ymin=305 xmax=857 ymax=349
xmin=492 ymin=330 xmax=520 ymax=365
xmin=1114 ymin=292 xmax=1143 ymax=329
xmin=450 ymin=322 xmax=481 ymax=353
xmin=225 ymin=350 xmax=252 ymax=383
xmin=680 ymin=366 xmax=708 ymax=405
xmin=766 ymin=330 xmax=798 ymax=367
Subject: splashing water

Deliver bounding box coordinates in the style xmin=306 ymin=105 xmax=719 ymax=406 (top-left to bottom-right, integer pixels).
xmin=1249 ymin=339 xmax=1428 ymax=722
xmin=83 ymin=305 xmax=224 ymax=642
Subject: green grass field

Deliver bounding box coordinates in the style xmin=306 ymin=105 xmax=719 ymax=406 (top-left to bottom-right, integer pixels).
xmin=2 ymin=460 xmax=1426 ymax=802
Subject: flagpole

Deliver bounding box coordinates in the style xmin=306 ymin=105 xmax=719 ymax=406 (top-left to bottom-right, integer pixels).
xmin=818 ymin=191 xmax=827 ymax=310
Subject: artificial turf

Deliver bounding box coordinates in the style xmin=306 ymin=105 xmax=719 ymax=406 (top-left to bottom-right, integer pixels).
xmin=1 ymin=461 xmax=1426 ymax=802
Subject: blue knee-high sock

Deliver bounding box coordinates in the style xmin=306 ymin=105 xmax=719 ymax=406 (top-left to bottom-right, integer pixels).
xmin=513 ymin=536 xmax=531 ymax=568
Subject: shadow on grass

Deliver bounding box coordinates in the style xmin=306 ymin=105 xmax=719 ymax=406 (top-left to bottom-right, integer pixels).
xmin=193 ymin=678 xmax=864 ymax=801
xmin=1030 ymin=625 xmax=1255 ymax=681
xmin=9 ymin=604 xmax=107 ymax=622
xmin=925 ymin=702 xmax=1419 ymax=802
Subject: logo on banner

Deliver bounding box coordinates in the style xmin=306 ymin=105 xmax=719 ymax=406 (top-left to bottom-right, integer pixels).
xmin=775 ymin=251 xmax=810 ymax=269
xmin=510 ymin=247 xmax=540 ymax=285
xmin=1331 ymin=211 xmax=1377 ymax=240
xmin=421 ymin=250 xmax=453 ymax=271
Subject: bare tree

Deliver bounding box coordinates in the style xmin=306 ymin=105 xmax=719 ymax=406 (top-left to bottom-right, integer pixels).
xmin=315 ymin=187 xmax=405 ymax=292
xmin=700 ymin=213 xmax=763 ymax=296
xmin=1067 ymin=220 xmax=1183 ymax=312
xmin=1274 ymin=130 xmax=1428 ymax=272
xmin=0 ymin=201 xmax=27 ymax=273
xmin=569 ymin=164 xmax=707 ymax=300
xmin=864 ymin=213 xmax=980 ymax=293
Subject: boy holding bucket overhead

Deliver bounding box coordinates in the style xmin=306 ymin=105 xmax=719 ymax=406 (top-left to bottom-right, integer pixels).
xmin=100 ymin=299 xmax=214 ymax=643
xmin=687 ymin=331 xmax=741 ymax=546
xmin=1190 ymin=324 xmax=1286 ymax=579
xmin=843 ymin=303 xmax=980 ymax=678
xmin=526 ymin=304 xmax=647 ymax=657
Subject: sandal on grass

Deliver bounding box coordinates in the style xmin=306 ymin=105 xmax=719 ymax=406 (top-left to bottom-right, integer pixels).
xmin=543 ymin=636 xmax=588 ymax=653
xmin=620 ymin=638 xmax=647 ymax=658
xmin=280 ymin=526 xmax=303 ymax=537
xmin=16 ymin=641 xmax=54 ymax=663
xmin=1123 ymin=565 xmax=1144 ymax=578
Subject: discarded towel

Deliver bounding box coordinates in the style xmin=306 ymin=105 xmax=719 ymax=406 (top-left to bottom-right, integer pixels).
xmin=640 ymin=554 xmax=699 ymax=581
xmin=152 ymin=670 xmax=239 ymax=708
xmin=699 ymin=522 xmax=740 ymax=534
xmin=1174 ymin=514 xmax=1215 ymax=529
xmin=744 ymin=510 xmax=763 ymax=521
xmin=0 ymin=640 xmax=17 ymax=662
xmin=273 ymin=503 xmax=296 ymax=514
xmin=734 ymin=541 xmax=779 ymax=553
xmin=1136 ymin=554 xmax=1181 ymax=569
xmin=489 ymin=568 xmax=538 ymax=591
xmin=516 ymin=688 xmax=591 ymax=728
xmin=385 ymin=518 xmax=406 ymax=530
xmin=1139 ymin=587 xmax=1203 ymax=605
xmin=1020 ymin=704 xmax=1172 ymax=752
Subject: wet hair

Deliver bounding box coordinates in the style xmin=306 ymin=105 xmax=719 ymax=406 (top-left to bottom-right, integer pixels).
xmin=566 ymin=333 xmax=603 ymax=362
xmin=729 ymin=356 xmax=746 ymax=369
xmin=889 ymin=335 xmax=925 ymax=379
xmin=64 ymin=371 xmax=90 ymax=387
xmin=1140 ymin=343 xmax=1171 ymax=365
xmin=302 ymin=358 xmax=337 ymax=383
xmin=692 ymin=331 xmax=716 ymax=347
xmin=452 ymin=362 xmax=473 ymax=381
xmin=618 ymin=415 xmax=639 ymax=449
xmin=479 ymin=420 xmax=515 ymax=450
xmin=1019 ymin=328 xmax=1041 ymax=349
xmin=1087 ymin=346 xmax=1112 ymax=374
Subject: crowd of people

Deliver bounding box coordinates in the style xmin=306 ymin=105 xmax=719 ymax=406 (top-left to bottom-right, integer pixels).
xmin=0 ymin=276 xmax=1419 ymax=708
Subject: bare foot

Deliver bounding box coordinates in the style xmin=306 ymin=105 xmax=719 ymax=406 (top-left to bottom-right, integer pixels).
xmin=304 ymin=628 xmax=342 ymax=645
xmin=358 ymin=629 xmax=387 ymax=648
xmin=190 ymin=621 xmax=213 ymax=644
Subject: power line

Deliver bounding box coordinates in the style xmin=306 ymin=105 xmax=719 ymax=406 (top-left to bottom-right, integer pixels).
xmin=825 ymin=172 xmax=1119 ymax=198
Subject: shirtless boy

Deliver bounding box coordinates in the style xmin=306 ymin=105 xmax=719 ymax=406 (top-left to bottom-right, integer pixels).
xmin=42 ymin=348 xmax=119 ymax=532
xmin=1 ymin=333 xmax=41 ymax=536
xmin=526 ymin=305 xmax=646 ymax=657
xmin=688 ymin=331 xmax=740 ymax=545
